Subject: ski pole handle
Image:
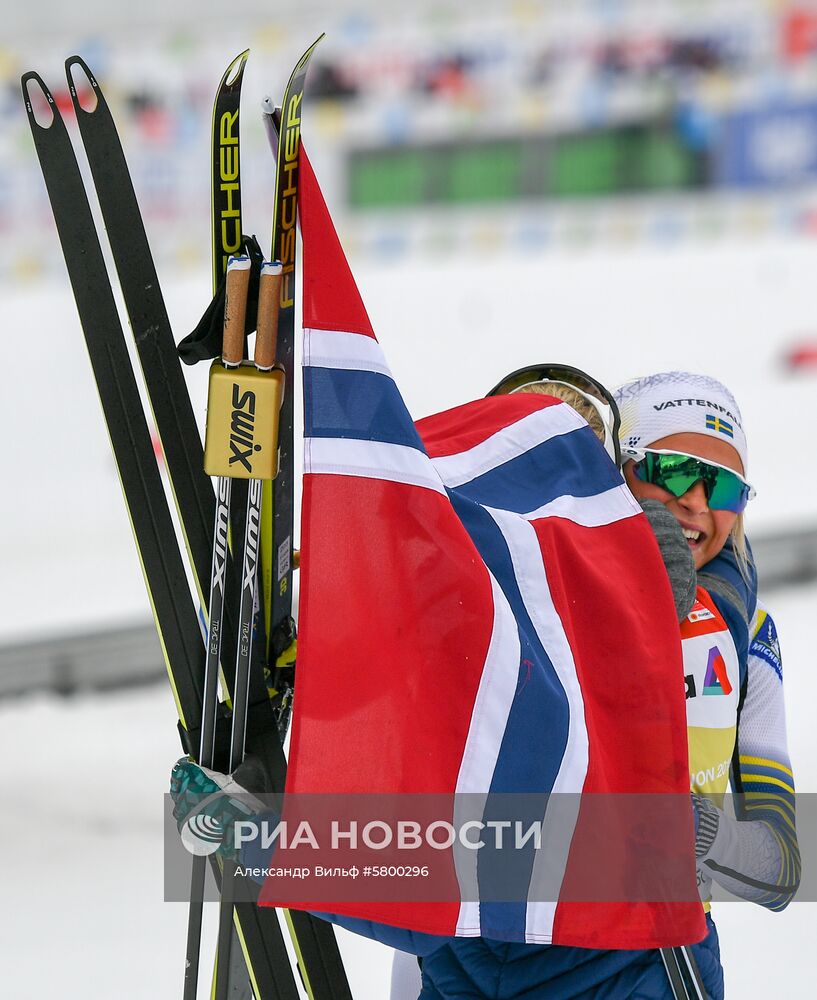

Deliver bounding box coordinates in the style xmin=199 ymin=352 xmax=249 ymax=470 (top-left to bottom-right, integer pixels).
xmin=204 ymin=256 xmax=284 ymax=480
xmin=255 ymin=261 xmax=282 ymax=370
xmin=222 ymin=255 xmax=251 ymax=367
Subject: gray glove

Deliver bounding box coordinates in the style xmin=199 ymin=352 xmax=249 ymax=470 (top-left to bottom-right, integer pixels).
xmin=639 ymin=499 xmax=696 ymax=622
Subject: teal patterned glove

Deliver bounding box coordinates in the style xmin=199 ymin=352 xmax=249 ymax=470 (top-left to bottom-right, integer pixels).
xmin=170 ymin=758 xmax=262 ymax=859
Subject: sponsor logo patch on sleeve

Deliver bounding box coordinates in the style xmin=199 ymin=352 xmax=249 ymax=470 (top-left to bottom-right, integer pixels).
xmin=750 ymin=614 xmax=782 ymax=680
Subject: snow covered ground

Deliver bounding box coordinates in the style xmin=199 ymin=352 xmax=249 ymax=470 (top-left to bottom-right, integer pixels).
xmin=1 ymin=239 xmax=816 ymax=996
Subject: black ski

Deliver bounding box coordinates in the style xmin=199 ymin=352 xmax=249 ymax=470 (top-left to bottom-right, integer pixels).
xmin=21 ymin=71 xmax=300 ymax=1000
xmin=22 ymin=69 xmax=206 ymax=751
xmin=25 ymin=53 xmax=351 ymax=1000
xmin=258 ymin=40 xmax=325 ymax=684
xmin=64 ymin=54 xmax=267 ymax=716
xmin=208 ymin=48 xmax=256 ymax=699
xmin=258 ymin=37 xmax=354 ymax=1000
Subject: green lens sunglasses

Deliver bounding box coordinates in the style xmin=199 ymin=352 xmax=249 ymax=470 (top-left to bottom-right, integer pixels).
xmin=623 ymin=449 xmax=756 ymax=513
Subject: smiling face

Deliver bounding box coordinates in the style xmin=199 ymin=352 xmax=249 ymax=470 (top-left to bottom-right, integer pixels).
xmin=622 ymin=432 xmax=743 ymax=570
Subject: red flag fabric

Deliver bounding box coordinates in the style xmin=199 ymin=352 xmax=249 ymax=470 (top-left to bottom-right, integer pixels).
xmin=259 ymin=151 xmax=705 ymax=949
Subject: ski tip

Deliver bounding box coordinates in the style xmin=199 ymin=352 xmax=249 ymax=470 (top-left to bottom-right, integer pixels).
xmin=285 ymin=33 xmax=325 ymax=92
xmin=296 ymin=33 xmax=325 ymax=71
xmin=65 ymin=55 xmax=95 ymax=90
xmin=20 ymin=71 xmax=56 ymax=130
xmin=65 ymin=56 xmax=103 ymax=116
xmin=220 ymin=49 xmax=250 ymax=90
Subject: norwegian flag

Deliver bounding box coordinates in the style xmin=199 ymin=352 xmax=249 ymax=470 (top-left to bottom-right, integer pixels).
xmin=263 ymin=152 xmax=705 ymax=949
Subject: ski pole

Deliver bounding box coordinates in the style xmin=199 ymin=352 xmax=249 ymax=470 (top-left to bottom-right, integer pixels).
xmin=181 ymin=474 xmax=231 ymax=1000
xmin=676 ymin=944 xmax=708 ymax=999
xmin=659 ymin=945 xmax=708 ymax=1000
xmin=207 ymin=260 xmax=284 ymax=1000
xmin=182 ymin=256 xmax=253 ymax=999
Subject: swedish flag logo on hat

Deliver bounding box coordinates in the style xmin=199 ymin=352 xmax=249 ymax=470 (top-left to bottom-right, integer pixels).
xmin=706 ymin=414 xmax=734 ymax=438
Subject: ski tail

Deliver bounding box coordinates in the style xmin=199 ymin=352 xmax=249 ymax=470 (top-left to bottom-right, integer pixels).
xmin=63 ymin=53 xmax=269 ymax=713
xmin=21 ymin=70 xmax=205 ymax=732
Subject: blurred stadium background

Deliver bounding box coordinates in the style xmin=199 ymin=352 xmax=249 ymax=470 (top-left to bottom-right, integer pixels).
xmin=3 ymin=0 xmax=817 ymax=686
xmin=1 ymin=2 xmax=816 ymax=997
xmin=9 ymin=0 xmax=817 ymax=274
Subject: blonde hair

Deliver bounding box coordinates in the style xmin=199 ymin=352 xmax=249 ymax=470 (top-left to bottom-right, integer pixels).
xmin=730 ymin=515 xmax=752 ymax=581
xmin=512 ymin=381 xmax=607 ymax=445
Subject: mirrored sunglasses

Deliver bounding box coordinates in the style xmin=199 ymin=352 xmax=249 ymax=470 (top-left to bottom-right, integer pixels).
xmin=624 ymin=449 xmax=755 ymax=513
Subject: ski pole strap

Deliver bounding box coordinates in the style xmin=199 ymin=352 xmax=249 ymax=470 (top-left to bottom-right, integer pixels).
xmin=177 ymin=233 xmax=265 ymax=366
xmin=222 ymin=255 xmax=251 ymax=366
xmin=255 ymin=261 xmax=282 ymax=371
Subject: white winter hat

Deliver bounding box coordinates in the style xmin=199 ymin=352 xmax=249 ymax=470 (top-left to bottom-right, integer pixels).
xmin=612 ymin=371 xmax=748 ymax=474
